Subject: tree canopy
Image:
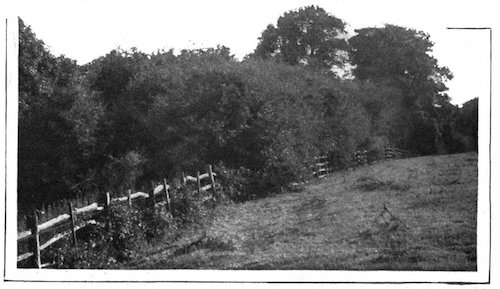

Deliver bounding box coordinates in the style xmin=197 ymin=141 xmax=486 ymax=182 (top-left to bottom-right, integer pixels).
xmin=349 ymin=24 xmax=456 ymax=153
xmin=18 ymin=19 xmax=104 ymax=207
xmin=349 ymin=24 xmax=453 ymax=110
xmin=17 ymin=10 xmax=477 ymax=209
xmin=252 ymin=6 xmax=349 ymax=71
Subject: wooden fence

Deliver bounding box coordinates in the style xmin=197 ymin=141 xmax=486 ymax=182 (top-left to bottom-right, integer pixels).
xmin=384 ymin=147 xmax=414 ymax=160
xmin=353 ymin=150 xmax=368 ymax=166
xmin=312 ymin=155 xmax=330 ymax=179
xmin=17 ymin=164 xmax=217 ymax=268
xmin=310 ymin=147 xmax=415 ymax=179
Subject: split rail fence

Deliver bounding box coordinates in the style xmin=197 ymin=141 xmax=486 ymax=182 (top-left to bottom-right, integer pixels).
xmin=311 ymin=147 xmax=416 ymax=179
xmin=384 ymin=147 xmax=414 ymax=159
xmin=17 ymin=164 xmax=217 ymax=268
xmin=312 ymin=155 xmax=331 ymax=179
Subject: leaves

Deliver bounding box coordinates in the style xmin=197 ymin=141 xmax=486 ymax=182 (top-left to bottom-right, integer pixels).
xmin=18 ymin=11 xmax=476 ymax=211
xmin=252 ymin=6 xmax=348 ymax=72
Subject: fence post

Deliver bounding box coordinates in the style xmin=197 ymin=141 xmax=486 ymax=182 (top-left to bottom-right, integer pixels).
xmin=27 ymin=210 xmax=41 ymax=268
xmin=196 ymin=171 xmax=201 ymax=194
xmin=182 ymin=172 xmax=187 ymax=186
xmin=68 ymin=202 xmax=78 ymax=250
xmin=164 ymin=178 xmax=172 ymax=213
xmin=105 ymin=192 xmax=111 ymax=232
xmin=127 ymin=189 xmax=132 ymax=208
xmin=46 ymin=204 xmax=52 ymax=220
xmin=207 ymin=164 xmax=216 ymax=198
xmin=315 ymin=158 xmax=320 ymax=179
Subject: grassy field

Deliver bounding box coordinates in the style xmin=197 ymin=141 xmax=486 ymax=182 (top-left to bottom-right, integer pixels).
xmin=126 ymin=152 xmax=478 ymax=270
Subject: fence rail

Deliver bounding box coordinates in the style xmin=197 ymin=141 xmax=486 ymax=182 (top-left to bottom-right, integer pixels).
xmin=384 ymin=147 xmax=414 ymax=159
xmin=310 ymin=147 xmax=416 ymax=180
xmin=17 ymin=164 xmax=218 ymax=268
xmin=312 ymin=155 xmax=330 ymax=179
xmin=19 ymin=146 xmax=416 ymax=267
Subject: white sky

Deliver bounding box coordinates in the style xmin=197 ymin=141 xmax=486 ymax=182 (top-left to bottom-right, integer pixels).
xmin=7 ymin=0 xmax=495 ymax=105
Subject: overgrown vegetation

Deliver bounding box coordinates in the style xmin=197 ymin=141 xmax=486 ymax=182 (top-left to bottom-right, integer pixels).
xmin=133 ymin=153 xmax=476 ymax=270
xmin=30 ymin=182 xmax=221 ymax=269
xmin=18 ymin=5 xmax=477 ymax=216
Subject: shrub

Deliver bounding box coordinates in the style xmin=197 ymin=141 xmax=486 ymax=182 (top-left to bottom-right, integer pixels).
xmin=45 ymin=199 xmax=177 ymax=268
xmin=216 ymin=162 xmax=302 ymax=202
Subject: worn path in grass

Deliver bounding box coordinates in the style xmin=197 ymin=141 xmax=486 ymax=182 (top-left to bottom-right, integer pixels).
xmin=129 ymin=153 xmax=478 ymax=270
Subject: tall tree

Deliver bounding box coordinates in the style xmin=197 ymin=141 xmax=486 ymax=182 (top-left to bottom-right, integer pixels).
xmin=349 ymin=24 xmax=453 ymax=153
xmin=349 ymin=24 xmax=453 ymax=110
xmin=456 ymin=98 xmax=478 ymax=151
xmin=18 ymin=19 xmax=103 ymax=207
xmin=252 ymin=6 xmax=349 ymax=71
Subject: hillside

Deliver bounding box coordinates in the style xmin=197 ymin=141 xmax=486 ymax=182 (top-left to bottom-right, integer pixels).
xmin=124 ymin=152 xmax=478 ymax=270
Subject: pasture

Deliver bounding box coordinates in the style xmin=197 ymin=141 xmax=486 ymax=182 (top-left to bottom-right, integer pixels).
xmin=126 ymin=152 xmax=478 ymax=270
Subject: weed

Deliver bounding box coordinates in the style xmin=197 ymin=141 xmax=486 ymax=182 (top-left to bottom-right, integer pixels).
xmin=358 ymin=204 xmax=418 ymax=265
xmin=43 ymin=200 xmax=176 ymax=268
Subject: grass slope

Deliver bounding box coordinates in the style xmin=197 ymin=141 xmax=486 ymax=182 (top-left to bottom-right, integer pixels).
xmin=127 ymin=152 xmax=478 ymax=270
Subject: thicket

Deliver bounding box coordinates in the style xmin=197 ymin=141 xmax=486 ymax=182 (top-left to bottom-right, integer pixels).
xmin=18 ymin=9 xmax=478 ymax=212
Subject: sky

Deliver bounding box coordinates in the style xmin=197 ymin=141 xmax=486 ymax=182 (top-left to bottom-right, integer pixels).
xmin=7 ymin=0 xmax=494 ymax=105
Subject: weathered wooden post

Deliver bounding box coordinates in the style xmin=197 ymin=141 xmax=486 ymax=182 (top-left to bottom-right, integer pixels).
xmin=315 ymin=158 xmax=320 ymax=179
xmin=68 ymin=201 xmax=78 ymax=250
xmin=46 ymin=204 xmax=52 ymax=220
xmin=182 ymin=172 xmax=187 ymax=186
xmin=105 ymin=192 xmax=111 ymax=232
xmin=105 ymin=192 xmax=111 ymax=207
xmin=164 ymin=178 xmax=171 ymax=213
xmin=207 ymin=164 xmax=216 ymax=199
xmin=127 ymin=189 xmax=132 ymax=208
xmin=196 ymin=171 xmax=201 ymax=194
xmin=27 ymin=210 xmax=41 ymax=268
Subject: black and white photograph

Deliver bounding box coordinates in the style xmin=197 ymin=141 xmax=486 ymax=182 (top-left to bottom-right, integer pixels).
xmin=1 ymin=0 xmax=497 ymax=286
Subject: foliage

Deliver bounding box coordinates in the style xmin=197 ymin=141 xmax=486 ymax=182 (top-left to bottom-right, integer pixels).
xmin=17 ymin=11 xmax=481 ymax=269
xmin=349 ymin=24 xmax=459 ymax=154
xmin=18 ymin=12 xmax=477 ymax=213
xmin=349 ymin=24 xmax=453 ymax=108
xmin=456 ymin=98 xmax=478 ymax=151
xmin=18 ymin=19 xmax=103 ymax=209
xmin=142 ymin=54 xmax=329 ymax=197
xmin=252 ymin=6 xmax=349 ymax=71
xmin=47 ymin=201 xmax=175 ymax=268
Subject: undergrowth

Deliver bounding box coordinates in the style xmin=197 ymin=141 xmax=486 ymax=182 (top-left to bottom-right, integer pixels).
xmin=44 ymin=183 xmax=222 ymax=268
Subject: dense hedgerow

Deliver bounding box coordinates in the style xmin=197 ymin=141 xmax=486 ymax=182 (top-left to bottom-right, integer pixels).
xmin=18 ymin=17 xmax=477 ymax=210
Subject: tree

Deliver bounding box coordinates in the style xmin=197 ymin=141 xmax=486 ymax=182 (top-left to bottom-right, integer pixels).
xmin=349 ymin=24 xmax=454 ymax=154
xmin=18 ymin=19 xmax=103 ymax=207
xmin=456 ymin=98 xmax=478 ymax=151
xmin=252 ymin=6 xmax=349 ymax=71
xmin=349 ymin=24 xmax=453 ymax=110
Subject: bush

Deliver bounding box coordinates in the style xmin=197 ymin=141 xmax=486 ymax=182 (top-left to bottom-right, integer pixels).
xmin=216 ymin=162 xmax=303 ymax=202
xmin=46 ymin=199 xmax=177 ymax=268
